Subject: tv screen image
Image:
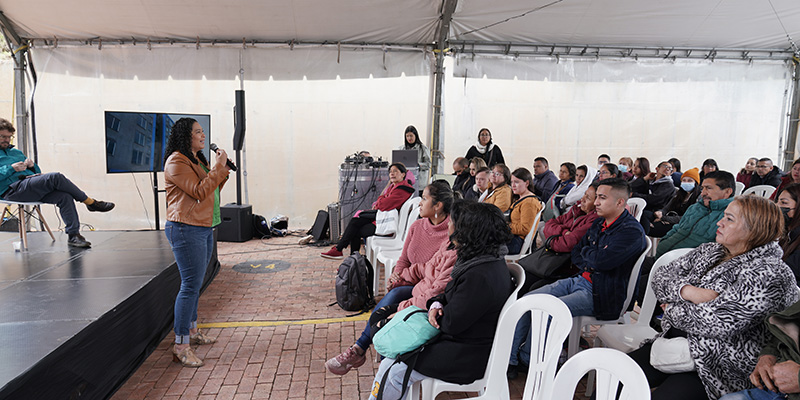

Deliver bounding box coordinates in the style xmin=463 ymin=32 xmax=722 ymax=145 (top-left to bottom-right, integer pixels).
xmin=105 ymin=111 xmax=211 ymax=173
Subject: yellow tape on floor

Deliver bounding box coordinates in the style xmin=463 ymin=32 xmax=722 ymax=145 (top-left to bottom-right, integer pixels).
xmin=198 ymin=313 xmax=370 ymax=328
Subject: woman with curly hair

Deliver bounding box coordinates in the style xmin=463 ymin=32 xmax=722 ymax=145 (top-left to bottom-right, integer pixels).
xmin=368 ymin=201 xmax=512 ymax=399
xmin=163 ymin=118 xmax=230 ymax=367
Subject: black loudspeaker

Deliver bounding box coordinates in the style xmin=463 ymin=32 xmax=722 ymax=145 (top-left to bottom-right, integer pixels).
xmin=233 ymin=90 xmax=246 ymax=151
xmin=218 ymin=203 xmax=253 ymax=242
xmin=310 ymin=210 xmax=329 ymax=241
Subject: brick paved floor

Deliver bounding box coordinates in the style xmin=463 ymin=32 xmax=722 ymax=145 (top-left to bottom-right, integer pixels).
xmin=111 ymin=235 xmax=592 ymax=400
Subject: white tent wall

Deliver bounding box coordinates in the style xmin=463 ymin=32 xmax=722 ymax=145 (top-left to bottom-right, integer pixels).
xmin=29 ymin=46 xmax=431 ymax=231
xmin=443 ymin=55 xmax=792 ymax=175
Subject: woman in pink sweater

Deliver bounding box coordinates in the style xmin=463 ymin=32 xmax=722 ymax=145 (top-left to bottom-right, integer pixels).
xmin=325 ymin=181 xmax=455 ymax=375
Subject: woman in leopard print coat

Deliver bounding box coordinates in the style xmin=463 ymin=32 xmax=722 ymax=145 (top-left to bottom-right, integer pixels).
xmin=629 ymin=195 xmax=800 ymax=400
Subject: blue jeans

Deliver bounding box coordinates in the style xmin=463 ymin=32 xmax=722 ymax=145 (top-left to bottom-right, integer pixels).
xmin=165 ymin=221 xmax=213 ymax=343
xmin=3 ymin=172 xmax=88 ymax=234
xmin=720 ymin=389 xmax=788 ymax=400
xmin=355 ymin=285 xmax=415 ymax=350
xmin=509 ymin=276 xmax=594 ymax=366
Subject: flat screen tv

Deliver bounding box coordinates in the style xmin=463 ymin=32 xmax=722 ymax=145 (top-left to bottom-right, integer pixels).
xmin=105 ymin=111 xmax=211 ymax=173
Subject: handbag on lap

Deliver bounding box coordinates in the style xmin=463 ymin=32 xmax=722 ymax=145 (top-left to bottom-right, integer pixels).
xmin=518 ymin=235 xmax=573 ymax=279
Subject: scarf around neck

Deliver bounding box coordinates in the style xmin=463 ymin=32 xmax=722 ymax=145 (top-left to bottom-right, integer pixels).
xmin=474 ymin=142 xmax=495 ymax=154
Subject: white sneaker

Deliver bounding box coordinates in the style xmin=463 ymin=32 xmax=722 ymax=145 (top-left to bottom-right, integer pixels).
xmin=298 ymin=234 xmax=314 ymax=245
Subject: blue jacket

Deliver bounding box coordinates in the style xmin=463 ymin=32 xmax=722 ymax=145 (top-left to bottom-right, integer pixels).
xmin=534 ymin=170 xmax=558 ymax=201
xmin=0 ymin=146 xmax=41 ymax=195
xmin=655 ymin=196 xmax=733 ymax=258
xmin=571 ymin=209 xmax=647 ymax=320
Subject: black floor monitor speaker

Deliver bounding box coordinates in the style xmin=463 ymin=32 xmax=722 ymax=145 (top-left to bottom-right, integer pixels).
xmin=310 ymin=210 xmax=329 ymax=241
xmin=218 ymin=203 xmax=253 ymax=242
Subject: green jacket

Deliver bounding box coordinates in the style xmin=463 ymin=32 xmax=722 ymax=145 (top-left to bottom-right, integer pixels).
xmin=0 ymin=146 xmax=41 ymax=195
xmin=761 ymin=301 xmax=800 ymax=399
xmin=655 ymin=196 xmax=733 ymax=258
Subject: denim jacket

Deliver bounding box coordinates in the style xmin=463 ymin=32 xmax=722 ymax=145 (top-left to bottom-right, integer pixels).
xmin=571 ymin=209 xmax=647 ymax=320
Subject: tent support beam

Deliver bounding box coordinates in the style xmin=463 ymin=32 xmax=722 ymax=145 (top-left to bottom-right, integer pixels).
xmin=0 ymin=11 xmax=30 ymax=156
xmin=431 ymin=0 xmax=457 ymax=175
xmin=785 ymin=60 xmax=800 ymax=170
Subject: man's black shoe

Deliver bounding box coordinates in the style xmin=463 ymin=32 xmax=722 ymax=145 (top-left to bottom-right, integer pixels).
xmin=506 ymin=364 xmax=518 ymax=380
xmin=86 ymin=200 xmax=115 ymax=212
xmin=68 ymin=233 xmax=91 ymax=248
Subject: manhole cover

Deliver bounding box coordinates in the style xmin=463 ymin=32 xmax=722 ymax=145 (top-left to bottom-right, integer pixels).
xmin=232 ymin=259 xmax=290 ymax=273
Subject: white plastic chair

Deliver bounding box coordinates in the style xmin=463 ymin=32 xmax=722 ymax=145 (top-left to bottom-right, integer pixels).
xmin=587 ymin=248 xmax=693 ymax=396
xmin=372 ymin=205 xmax=421 ymax=294
xmin=505 ymin=204 xmax=545 ymax=262
xmin=550 ymin=348 xmax=650 ymax=400
xmin=735 ymin=181 xmax=745 ymax=196
xmin=626 ymin=197 xmax=646 ymax=221
xmin=503 ymin=262 xmax=526 ymax=315
xmin=566 ymin=237 xmax=652 ymax=358
xmin=742 ymin=184 xmax=776 ymax=199
xmin=365 ymin=196 xmax=421 ymax=265
xmin=407 ymin=293 xmax=572 ymax=400
xmin=0 ymin=199 xmax=56 ymax=251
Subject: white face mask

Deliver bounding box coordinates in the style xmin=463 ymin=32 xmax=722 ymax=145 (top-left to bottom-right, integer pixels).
xmin=618 ymin=165 xmax=628 ymax=173
xmin=680 ymin=182 xmax=696 ymax=192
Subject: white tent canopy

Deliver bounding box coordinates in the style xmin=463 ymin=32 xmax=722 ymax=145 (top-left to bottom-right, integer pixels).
xmin=0 ymin=1 xmax=798 ymax=230
xmin=1 ymin=0 xmax=799 ymax=50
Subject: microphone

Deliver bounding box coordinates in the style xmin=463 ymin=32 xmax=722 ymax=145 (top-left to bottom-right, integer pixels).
xmin=209 ymin=143 xmax=238 ymax=171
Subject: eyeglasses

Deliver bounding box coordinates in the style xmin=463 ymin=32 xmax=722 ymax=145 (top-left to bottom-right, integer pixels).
xmin=0 ymin=134 xmax=13 ymax=140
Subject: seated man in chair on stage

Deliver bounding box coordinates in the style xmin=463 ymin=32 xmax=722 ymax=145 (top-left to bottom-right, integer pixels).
xmin=506 ymin=178 xmax=647 ymax=379
xmin=0 ymin=118 xmax=114 ymax=248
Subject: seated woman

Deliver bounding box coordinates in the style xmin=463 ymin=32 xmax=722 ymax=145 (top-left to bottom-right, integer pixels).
xmin=736 ymin=157 xmax=758 ymax=190
xmin=463 ymin=157 xmax=488 ymax=201
xmin=630 ymin=157 xmax=651 ymax=196
xmin=325 ymin=181 xmax=455 ymax=375
xmin=507 ymin=167 xmax=544 ymax=254
xmin=321 ymin=162 xmax=414 ymax=259
xmin=628 ymin=195 xmax=800 ymax=400
xmin=618 ymin=157 xmax=634 ymax=181
xmin=772 ymin=158 xmax=800 ymax=200
xmin=483 ymin=163 xmax=513 ymax=212
xmin=596 ymin=162 xmax=622 ymax=181
xmin=633 ymin=160 xmax=677 ymax=213
xmin=563 ymin=165 xmax=597 ymax=209
xmin=699 ymin=158 xmax=718 ymax=182
xmin=549 ymin=162 xmax=576 ymax=211
xmin=642 ymin=167 xmax=701 ymax=237
xmin=779 ymin=183 xmax=800 ymax=284
xmin=367 ymin=202 xmax=512 ymax=400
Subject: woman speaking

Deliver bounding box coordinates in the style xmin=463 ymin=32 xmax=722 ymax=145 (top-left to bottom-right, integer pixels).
xmin=163 ymin=118 xmax=230 ymax=367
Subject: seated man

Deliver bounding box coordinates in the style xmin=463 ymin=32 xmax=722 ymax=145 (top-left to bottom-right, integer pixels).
xmin=720 ymin=299 xmax=800 ymax=400
xmin=655 ymin=170 xmax=735 ymax=259
xmin=750 ymin=157 xmax=782 ymax=188
xmin=0 ymin=119 xmax=114 ymax=248
xmin=507 ymin=178 xmax=647 ymax=378
xmin=451 ymin=156 xmax=472 ymax=196
xmin=533 ymin=157 xmax=558 ymax=201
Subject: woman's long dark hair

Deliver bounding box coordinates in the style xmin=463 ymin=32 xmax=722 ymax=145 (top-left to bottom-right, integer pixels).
xmin=780 ymin=183 xmax=800 ymax=259
xmin=404 ymin=125 xmax=421 ymax=149
xmin=163 ymin=117 xmax=209 ymax=166
xmin=427 ymin=180 xmax=454 ymax=216
xmin=450 ymin=201 xmax=512 ymax=261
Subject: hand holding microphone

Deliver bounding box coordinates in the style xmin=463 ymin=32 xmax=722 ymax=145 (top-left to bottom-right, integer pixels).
xmin=209 ymin=143 xmax=238 ymax=171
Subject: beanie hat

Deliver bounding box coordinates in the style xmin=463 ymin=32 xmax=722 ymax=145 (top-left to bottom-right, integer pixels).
xmin=682 ymin=167 xmax=700 ymax=184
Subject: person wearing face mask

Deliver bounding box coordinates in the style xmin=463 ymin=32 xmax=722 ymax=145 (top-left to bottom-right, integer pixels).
xmin=772 ymin=158 xmax=800 ymax=201
xmin=641 ymin=168 xmax=702 ymax=237
xmin=597 ymin=153 xmax=611 ymax=170
xmin=618 ymin=157 xmax=634 ymax=181
xmin=778 ymin=183 xmax=800 ymax=284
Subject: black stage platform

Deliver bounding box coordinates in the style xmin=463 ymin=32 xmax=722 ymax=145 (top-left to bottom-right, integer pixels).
xmin=0 ymin=230 xmax=220 ymax=400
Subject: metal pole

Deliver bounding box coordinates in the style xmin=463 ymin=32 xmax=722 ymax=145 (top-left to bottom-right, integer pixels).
xmin=784 ymin=60 xmax=800 ymax=170
xmin=13 ymin=47 xmax=28 ymax=155
xmin=430 ymin=0 xmax=458 ymax=175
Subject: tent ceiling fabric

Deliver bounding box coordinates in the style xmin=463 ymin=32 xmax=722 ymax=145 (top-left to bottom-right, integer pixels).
xmin=1 ymin=0 xmax=799 ymax=51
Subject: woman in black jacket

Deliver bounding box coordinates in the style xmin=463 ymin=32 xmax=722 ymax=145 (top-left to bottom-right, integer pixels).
xmin=779 ymin=183 xmax=800 ymax=284
xmin=368 ymin=201 xmax=512 ymax=400
xmin=464 ymin=128 xmax=505 ymax=168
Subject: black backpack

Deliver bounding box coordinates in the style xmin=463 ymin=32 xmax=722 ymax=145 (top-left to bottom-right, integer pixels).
xmin=332 ymin=253 xmax=375 ymax=315
xmin=252 ymin=214 xmax=272 ymax=239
